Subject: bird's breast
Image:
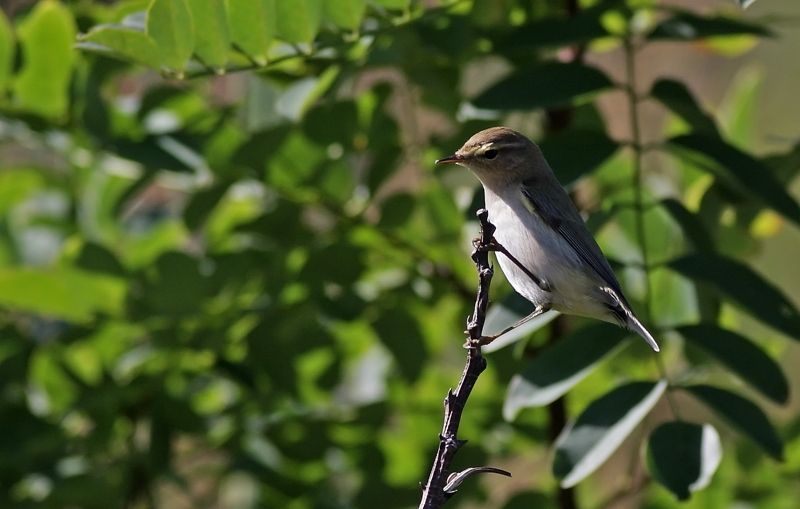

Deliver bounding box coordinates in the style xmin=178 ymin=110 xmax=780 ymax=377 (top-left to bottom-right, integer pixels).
xmin=485 ymin=192 xmax=593 ymax=311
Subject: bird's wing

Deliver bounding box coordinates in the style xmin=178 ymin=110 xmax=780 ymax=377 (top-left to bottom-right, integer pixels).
xmin=520 ymin=177 xmax=626 ymax=300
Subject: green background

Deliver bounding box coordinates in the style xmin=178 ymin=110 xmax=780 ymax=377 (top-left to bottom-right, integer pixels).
xmin=0 ymin=0 xmax=798 ymax=507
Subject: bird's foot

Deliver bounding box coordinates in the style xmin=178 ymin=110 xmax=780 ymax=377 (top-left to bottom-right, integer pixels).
xmin=462 ymin=335 xmax=496 ymax=348
xmin=471 ymin=236 xmax=500 ymax=253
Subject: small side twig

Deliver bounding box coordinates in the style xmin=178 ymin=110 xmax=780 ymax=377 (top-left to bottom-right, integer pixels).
xmin=417 ymin=209 xmax=511 ymax=509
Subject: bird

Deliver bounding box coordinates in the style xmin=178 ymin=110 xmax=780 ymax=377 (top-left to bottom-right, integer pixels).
xmin=436 ymin=127 xmax=659 ymax=351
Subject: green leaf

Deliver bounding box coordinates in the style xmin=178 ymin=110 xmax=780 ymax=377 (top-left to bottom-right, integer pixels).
xmin=720 ymin=67 xmax=761 ymax=148
xmin=503 ymin=324 xmax=628 ymax=420
xmin=472 ymin=63 xmax=613 ymax=111
xmin=685 ymin=384 xmax=783 ymax=460
xmin=74 ymin=242 xmax=126 ymax=277
xmin=667 ymin=134 xmax=800 ymax=226
xmin=275 ymin=0 xmax=322 ymax=44
xmin=371 ymin=0 xmax=409 ymax=9
xmin=0 ymin=169 xmax=46 ymax=215
xmin=325 ymin=0 xmax=366 ymax=30
xmin=378 ymin=193 xmax=415 ymax=229
xmin=147 ymin=0 xmax=195 ymax=72
xmin=0 ymin=268 xmax=126 ymax=322
xmin=184 ymin=183 xmax=231 ymax=230
xmin=659 ymin=199 xmax=714 ymax=252
xmin=763 ymin=141 xmax=800 ymax=184
xmin=648 ymin=422 xmax=722 ymax=500
xmin=677 ymin=324 xmax=789 ymax=404
xmin=13 ymin=0 xmax=76 ymax=118
xmin=421 ymin=187 xmax=462 ymax=239
xmin=647 ymin=10 xmax=770 ymax=41
xmin=373 ymin=308 xmax=426 ymax=381
xmin=226 ymin=0 xmax=276 ymax=66
xmin=496 ymin=6 xmax=608 ymax=50
xmin=650 ymin=79 xmax=719 ymax=137
xmin=0 ymin=9 xmax=14 ymax=92
xmin=669 ymin=253 xmax=800 ymax=339
xmin=540 ymin=129 xmax=620 ymax=185
xmin=187 ymin=0 xmax=230 ymax=70
xmin=553 ymin=380 xmax=667 ymax=487
xmin=482 ymin=292 xmax=558 ymax=353
xmin=142 ymin=251 xmax=210 ymax=315
xmin=78 ymin=25 xmax=161 ymax=68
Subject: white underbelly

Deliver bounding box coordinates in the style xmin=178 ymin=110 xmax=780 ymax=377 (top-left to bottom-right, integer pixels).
xmin=488 ymin=200 xmax=608 ymax=318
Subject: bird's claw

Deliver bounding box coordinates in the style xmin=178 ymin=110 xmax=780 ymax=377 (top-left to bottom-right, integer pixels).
xmin=463 ymin=336 xmax=494 ymax=348
xmin=472 ymin=236 xmax=499 ymax=252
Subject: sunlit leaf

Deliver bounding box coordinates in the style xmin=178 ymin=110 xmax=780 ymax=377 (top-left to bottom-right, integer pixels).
xmin=648 ymin=421 xmax=722 ymax=500
xmin=78 ymin=24 xmax=160 ymax=68
xmin=678 ymin=324 xmax=789 ymax=404
xmin=472 ymin=63 xmax=613 ymax=111
xmin=0 ymin=169 xmax=46 ymax=215
xmin=503 ymin=324 xmax=628 ymax=420
xmin=372 ymin=0 xmax=409 ymax=9
xmin=275 ymin=0 xmax=322 ymax=44
xmin=0 ymin=9 xmax=14 ymax=92
xmin=685 ymin=384 xmax=783 ymax=460
xmin=13 ymin=0 xmax=76 ymax=118
xmin=325 ymin=0 xmax=366 ymax=30
xmin=0 ymin=268 xmax=126 ymax=322
xmin=147 ymin=0 xmax=195 ymax=72
xmin=554 ymin=380 xmax=667 ymax=487
xmin=30 ymin=349 xmax=78 ymax=413
xmin=669 ymin=253 xmax=800 ymax=339
xmin=226 ymin=0 xmax=276 ymax=66
xmin=719 ymin=67 xmax=761 ymax=147
xmin=187 ymin=0 xmax=230 ymax=70
xmin=667 ymin=134 xmax=800 ymax=226
xmin=650 ymin=79 xmax=718 ymax=137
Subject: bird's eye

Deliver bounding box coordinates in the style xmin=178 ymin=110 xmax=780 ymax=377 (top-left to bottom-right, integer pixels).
xmin=484 ymin=149 xmax=498 ymax=160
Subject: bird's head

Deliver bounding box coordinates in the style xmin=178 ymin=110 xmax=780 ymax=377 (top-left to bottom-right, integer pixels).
xmin=436 ymin=127 xmax=545 ymax=189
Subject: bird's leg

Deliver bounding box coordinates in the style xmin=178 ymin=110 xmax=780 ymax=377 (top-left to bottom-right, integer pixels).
xmin=473 ymin=237 xmax=551 ymax=293
xmin=472 ymin=304 xmax=551 ymax=347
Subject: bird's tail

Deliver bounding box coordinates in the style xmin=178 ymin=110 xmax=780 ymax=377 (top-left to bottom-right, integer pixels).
xmin=624 ymin=310 xmax=660 ymax=352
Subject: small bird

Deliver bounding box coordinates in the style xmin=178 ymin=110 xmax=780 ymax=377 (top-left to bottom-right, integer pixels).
xmin=436 ymin=127 xmax=659 ymax=351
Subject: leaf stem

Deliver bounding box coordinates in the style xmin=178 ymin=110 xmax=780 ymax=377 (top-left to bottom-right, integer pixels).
xmin=623 ymin=35 xmax=682 ymax=420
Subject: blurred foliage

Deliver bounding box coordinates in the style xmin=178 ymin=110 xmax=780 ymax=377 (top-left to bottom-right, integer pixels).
xmin=0 ymin=0 xmax=797 ymax=508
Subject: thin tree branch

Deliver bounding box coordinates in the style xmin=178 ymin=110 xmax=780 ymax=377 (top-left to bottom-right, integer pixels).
xmin=417 ymin=209 xmax=511 ymax=509
xmin=622 ymin=34 xmax=681 ymax=421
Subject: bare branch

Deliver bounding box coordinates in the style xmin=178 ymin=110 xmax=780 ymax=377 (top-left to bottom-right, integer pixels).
xmin=417 ymin=208 xmax=510 ymax=509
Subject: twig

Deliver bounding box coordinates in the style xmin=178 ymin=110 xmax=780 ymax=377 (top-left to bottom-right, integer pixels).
xmin=622 ymin=34 xmax=681 ymax=421
xmin=417 ymin=209 xmax=511 ymax=509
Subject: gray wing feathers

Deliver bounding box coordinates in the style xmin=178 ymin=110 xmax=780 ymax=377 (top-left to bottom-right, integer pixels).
xmin=520 ymin=176 xmax=660 ymax=352
xmin=519 ymin=177 xmax=626 ymax=301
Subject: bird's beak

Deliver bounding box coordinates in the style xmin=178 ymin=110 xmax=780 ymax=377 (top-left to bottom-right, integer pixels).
xmin=435 ymin=153 xmax=463 ymax=165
